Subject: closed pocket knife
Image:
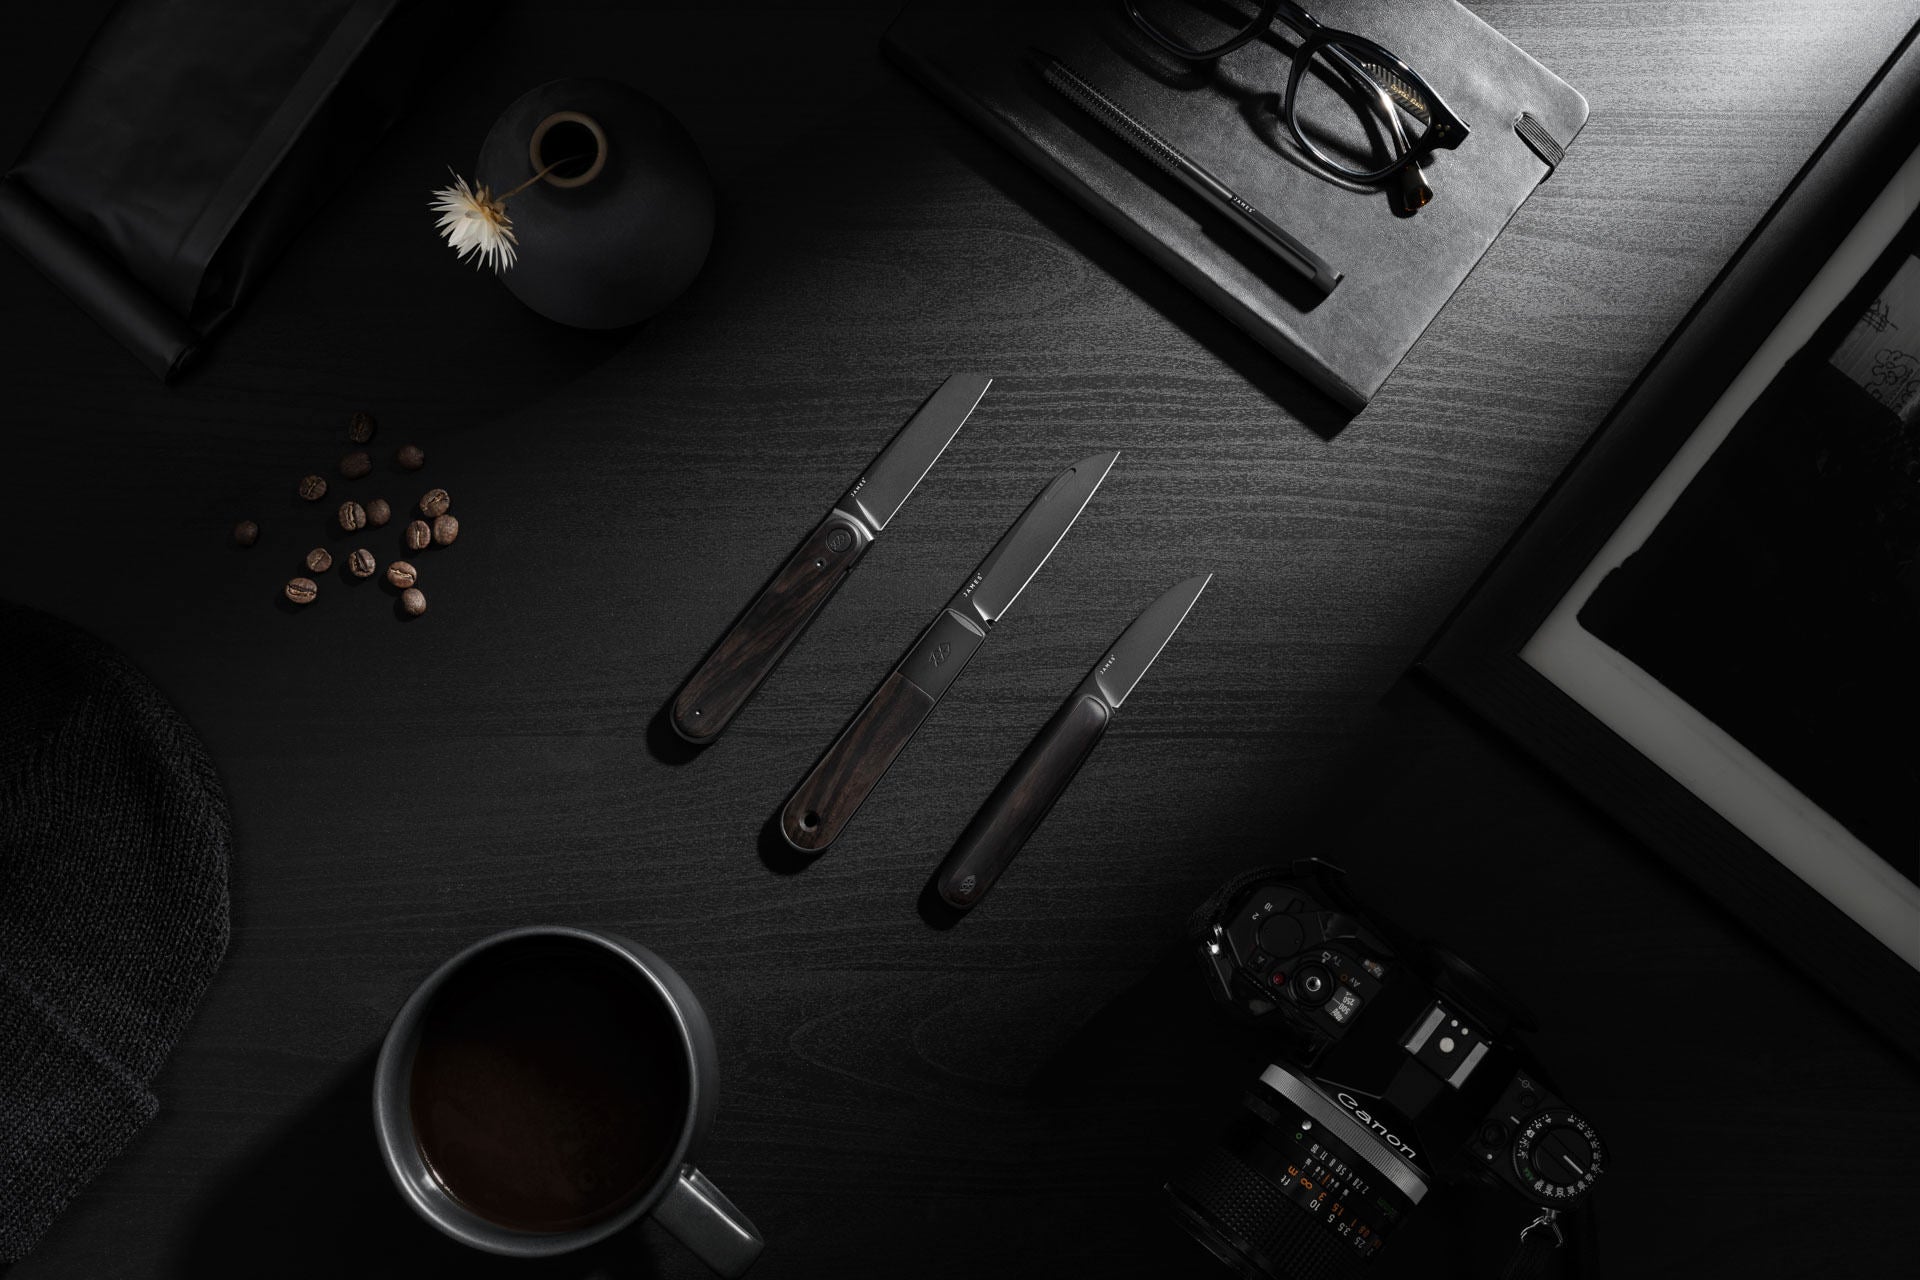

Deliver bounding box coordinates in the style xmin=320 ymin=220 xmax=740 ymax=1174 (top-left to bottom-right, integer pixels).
xmin=780 ymin=451 xmax=1121 ymax=852
xmin=671 ymin=373 xmax=992 ymax=744
xmin=933 ymin=573 xmax=1211 ymax=912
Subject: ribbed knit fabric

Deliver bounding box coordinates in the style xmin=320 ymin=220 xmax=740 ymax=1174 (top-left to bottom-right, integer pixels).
xmin=0 ymin=601 xmax=231 ymax=1262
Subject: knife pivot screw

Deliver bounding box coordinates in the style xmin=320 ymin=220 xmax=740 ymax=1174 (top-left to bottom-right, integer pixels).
xmin=826 ymin=527 xmax=854 ymax=553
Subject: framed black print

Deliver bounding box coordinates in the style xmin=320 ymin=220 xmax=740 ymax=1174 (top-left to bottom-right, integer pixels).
xmin=1419 ymin=23 xmax=1920 ymax=1064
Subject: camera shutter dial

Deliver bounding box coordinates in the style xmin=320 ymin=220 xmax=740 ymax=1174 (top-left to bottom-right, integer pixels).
xmin=1511 ymin=1110 xmax=1604 ymax=1206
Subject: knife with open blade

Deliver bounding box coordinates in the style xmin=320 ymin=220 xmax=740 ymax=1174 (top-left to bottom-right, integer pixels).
xmin=932 ymin=573 xmax=1211 ymax=911
xmin=671 ymin=373 xmax=992 ymax=744
xmin=780 ymin=451 xmax=1120 ymax=852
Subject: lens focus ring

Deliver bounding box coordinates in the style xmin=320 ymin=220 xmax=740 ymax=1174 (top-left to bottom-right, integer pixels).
xmin=1167 ymin=1146 xmax=1371 ymax=1280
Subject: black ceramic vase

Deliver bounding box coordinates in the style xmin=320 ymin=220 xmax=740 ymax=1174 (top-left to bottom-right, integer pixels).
xmin=475 ymin=78 xmax=714 ymax=329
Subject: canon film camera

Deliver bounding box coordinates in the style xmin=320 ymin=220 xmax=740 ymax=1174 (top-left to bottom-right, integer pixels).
xmin=1166 ymin=860 xmax=1605 ymax=1279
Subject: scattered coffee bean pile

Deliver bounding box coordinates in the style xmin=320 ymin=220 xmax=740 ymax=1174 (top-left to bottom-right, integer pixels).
xmin=234 ymin=409 xmax=463 ymax=620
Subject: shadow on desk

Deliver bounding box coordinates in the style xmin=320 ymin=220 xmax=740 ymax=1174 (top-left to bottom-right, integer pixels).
xmin=172 ymin=1053 xmax=661 ymax=1280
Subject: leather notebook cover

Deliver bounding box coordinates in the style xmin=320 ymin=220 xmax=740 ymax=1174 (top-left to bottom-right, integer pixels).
xmin=884 ymin=0 xmax=1588 ymax=410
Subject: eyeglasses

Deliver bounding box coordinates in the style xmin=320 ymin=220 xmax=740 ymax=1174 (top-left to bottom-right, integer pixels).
xmin=1122 ymin=0 xmax=1470 ymax=208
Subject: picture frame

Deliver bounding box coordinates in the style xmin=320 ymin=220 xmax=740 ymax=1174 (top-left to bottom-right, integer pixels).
xmin=1418 ymin=23 xmax=1920 ymax=1064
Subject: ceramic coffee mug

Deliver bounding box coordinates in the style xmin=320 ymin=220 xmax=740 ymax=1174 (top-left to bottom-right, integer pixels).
xmin=372 ymin=926 xmax=762 ymax=1276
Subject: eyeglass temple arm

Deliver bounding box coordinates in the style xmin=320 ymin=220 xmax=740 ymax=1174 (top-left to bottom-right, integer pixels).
xmin=1322 ymin=41 xmax=1432 ymax=209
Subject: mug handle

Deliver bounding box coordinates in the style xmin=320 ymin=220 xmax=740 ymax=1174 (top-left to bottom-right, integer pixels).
xmin=653 ymin=1164 xmax=764 ymax=1277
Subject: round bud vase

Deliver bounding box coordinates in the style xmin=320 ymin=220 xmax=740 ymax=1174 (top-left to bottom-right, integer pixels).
xmin=475 ymin=78 xmax=714 ymax=329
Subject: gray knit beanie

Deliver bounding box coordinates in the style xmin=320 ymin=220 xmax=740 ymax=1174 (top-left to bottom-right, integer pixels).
xmin=0 ymin=601 xmax=231 ymax=1261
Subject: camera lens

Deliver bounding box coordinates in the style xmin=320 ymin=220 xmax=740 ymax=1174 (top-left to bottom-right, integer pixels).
xmin=1291 ymin=964 xmax=1333 ymax=1006
xmin=1165 ymin=1064 xmax=1428 ymax=1280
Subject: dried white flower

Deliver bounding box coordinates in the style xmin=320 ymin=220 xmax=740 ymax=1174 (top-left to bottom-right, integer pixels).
xmin=430 ymin=171 xmax=517 ymax=272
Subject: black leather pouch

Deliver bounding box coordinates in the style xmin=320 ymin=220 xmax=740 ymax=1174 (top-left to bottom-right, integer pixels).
xmin=0 ymin=0 xmax=438 ymax=380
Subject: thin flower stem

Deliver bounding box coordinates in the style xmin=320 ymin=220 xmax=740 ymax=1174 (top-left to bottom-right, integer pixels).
xmin=500 ymin=160 xmax=567 ymax=201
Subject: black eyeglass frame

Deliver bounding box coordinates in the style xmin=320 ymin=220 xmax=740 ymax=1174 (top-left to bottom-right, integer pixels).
xmin=1123 ymin=0 xmax=1471 ymax=184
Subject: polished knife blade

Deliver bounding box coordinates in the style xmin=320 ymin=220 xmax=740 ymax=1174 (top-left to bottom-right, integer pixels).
xmin=951 ymin=451 xmax=1119 ymax=626
xmin=780 ymin=451 xmax=1121 ymax=852
xmin=671 ymin=373 xmax=991 ymax=744
xmin=1089 ymin=573 xmax=1211 ymax=708
xmin=933 ymin=573 xmax=1212 ymax=912
xmin=841 ymin=372 xmax=992 ymax=531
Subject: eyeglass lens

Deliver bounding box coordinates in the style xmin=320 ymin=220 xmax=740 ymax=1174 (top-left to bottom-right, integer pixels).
xmin=1127 ymin=1 xmax=1435 ymax=182
xmin=1291 ymin=39 xmax=1433 ymax=179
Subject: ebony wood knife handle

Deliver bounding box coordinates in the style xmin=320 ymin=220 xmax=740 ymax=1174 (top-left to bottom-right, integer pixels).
xmin=672 ymin=512 xmax=871 ymax=743
xmin=934 ymin=693 xmax=1110 ymax=910
xmin=781 ymin=609 xmax=986 ymax=851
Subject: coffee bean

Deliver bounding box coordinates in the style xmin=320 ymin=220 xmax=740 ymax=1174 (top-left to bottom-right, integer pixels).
xmin=387 ymin=560 xmax=417 ymax=589
xmin=348 ymin=409 xmax=377 ymax=444
xmin=340 ymin=450 xmax=372 ymax=480
xmin=397 ymin=444 xmax=425 ymax=471
xmin=405 ymin=519 xmax=431 ymax=551
xmin=305 ymin=547 xmax=333 ymax=573
xmin=349 ymin=548 xmax=377 ymax=578
xmin=400 ymin=587 xmax=427 ymax=617
xmin=366 ymin=497 xmax=391 ymax=527
xmin=339 ymin=500 xmax=367 ymax=532
xmin=432 ymin=514 xmax=459 ymax=546
xmin=233 ymin=520 xmax=259 ymax=547
xmin=285 ymin=577 xmax=317 ymax=604
xmin=298 ymin=474 xmax=328 ymax=501
xmin=419 ymin=489 xmax=450 ymax=518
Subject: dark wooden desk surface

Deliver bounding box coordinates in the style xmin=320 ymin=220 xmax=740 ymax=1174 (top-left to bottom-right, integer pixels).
xmin=5 ymin=3 xmax=1918 ymax=1276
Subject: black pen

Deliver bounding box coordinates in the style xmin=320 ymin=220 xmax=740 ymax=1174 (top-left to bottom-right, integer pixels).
xmin=1034 ymin=51 xmax=1342 ymax=297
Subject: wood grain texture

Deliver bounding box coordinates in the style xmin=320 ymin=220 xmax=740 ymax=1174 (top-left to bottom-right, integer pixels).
xmin=672 ymin=512 xmax=868 ymax=742
xmin=936 ymin=693 xmax=1110 ymax=908
xmin=782 ymin=669 xmax=939 ymax=851
xmin=1 ymin=2 xmax=1918 ymax=1278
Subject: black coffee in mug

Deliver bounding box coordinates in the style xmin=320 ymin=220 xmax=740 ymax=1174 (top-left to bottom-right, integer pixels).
xmin=408 ymin=936 xmax=691 ymax=1232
